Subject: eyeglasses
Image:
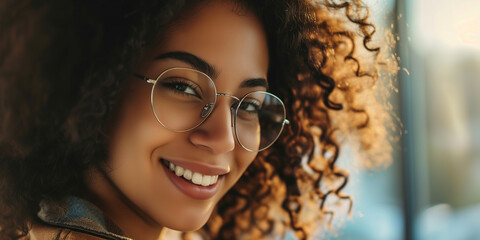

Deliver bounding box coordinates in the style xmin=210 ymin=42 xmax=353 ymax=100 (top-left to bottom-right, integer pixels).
xmin=134 ymin=67 xmax=289 ymax=152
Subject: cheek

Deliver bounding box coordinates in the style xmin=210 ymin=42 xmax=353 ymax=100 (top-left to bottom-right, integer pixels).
xmin=107 ymin=81 xmax=175 ymax=187
xmin=110 ymin=82 xmax=168 ymax=157
xmin=231 ymin=150 xmax=258 ymax=184
xmin=240 ymin=151 xmax=258 ymax=170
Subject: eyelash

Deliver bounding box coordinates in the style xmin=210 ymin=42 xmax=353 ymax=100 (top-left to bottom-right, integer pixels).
xmin=235 ymin=99 xmax=261 ymax=113
xmin=160 ymin=79 xmax=201 ymax=98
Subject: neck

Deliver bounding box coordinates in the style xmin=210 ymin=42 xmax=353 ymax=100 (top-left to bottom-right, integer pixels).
xmin=83 ymin=166 xmax=165 ymax=240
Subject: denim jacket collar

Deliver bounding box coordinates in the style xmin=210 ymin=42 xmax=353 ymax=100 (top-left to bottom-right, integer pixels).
xmin=37 ymin=196 xmax=131 ymax=240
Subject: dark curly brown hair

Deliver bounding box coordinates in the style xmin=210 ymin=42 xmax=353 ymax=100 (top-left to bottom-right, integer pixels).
xmin=0 ymin=0 xmax=392 ymax=239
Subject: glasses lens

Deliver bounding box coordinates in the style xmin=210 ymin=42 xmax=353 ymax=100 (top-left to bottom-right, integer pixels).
xmin=235 ymin=91 xmax=286 ymax=152
xmin=151 ymin=68 xmax=216 ymax=131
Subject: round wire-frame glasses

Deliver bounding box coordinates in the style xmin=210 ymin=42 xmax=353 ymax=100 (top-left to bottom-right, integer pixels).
xmin=134 ymin=67 xmax=290 ymax=152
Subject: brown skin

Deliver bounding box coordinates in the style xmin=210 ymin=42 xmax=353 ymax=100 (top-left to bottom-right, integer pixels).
xmin=84 ymin=1 xmax=269 ymax=239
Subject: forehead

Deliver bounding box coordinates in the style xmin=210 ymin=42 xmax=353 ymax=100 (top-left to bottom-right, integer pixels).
xmin=146 ymin=0 xmax=269 ymax=85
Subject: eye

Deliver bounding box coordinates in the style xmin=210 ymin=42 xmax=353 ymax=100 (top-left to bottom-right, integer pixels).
xmin=238 ymin=99 xmax=261 ymax=113
xmin=160 ymin=78 xmax=201 ymax=98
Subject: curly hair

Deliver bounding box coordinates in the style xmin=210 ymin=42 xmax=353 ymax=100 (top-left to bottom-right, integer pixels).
xmin=0 ymin=0 xmax=391 ymax=239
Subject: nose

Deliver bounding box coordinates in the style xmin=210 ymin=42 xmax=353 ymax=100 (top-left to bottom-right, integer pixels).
xmin=188 ymin=99 xmax=236 ymax=154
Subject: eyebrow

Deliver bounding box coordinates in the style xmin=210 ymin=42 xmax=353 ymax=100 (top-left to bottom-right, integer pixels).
xmin=154 ymin=51 xmax=268 ymax=89
xmin=239 ymin=78 xmax=268 ymax=89
xmin=155 ymin=51 xmax=218 ymax=79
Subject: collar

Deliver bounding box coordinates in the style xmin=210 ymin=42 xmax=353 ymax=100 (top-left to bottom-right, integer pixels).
xmin=37 ymin=196 xmax=131 ymax=240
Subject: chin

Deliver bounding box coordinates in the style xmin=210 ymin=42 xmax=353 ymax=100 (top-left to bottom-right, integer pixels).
xmin=155 ymin=203 xmax=216 ymax=232
xmin=164 ymin=216 xmax=210 ymax=232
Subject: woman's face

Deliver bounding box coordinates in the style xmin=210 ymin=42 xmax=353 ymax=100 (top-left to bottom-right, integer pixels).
xmin=102 ymin=0 xmax=268 ymax=232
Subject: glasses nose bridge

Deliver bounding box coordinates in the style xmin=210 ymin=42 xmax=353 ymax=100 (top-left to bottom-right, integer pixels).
xmin=201 ymin=92 xmax=239 ymax=117
xmin=216 ymin=92 xmax=240 ymax=104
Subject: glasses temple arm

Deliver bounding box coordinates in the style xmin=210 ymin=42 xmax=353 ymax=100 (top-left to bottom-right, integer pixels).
xmin=133 ymin=73 xmax=156 ymax=84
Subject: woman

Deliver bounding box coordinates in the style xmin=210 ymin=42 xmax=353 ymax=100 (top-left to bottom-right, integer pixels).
xmin=0 ymin=0 xmax=391 ymax=239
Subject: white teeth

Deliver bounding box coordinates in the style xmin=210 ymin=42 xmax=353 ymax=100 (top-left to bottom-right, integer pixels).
xmin=175 ymin=166 xmax=184 ymax=176
xmin=202 ymin=175 xmax=211 ymax=186
xmin=164 ymin=160 xmax=219 ymax=187
xmin=192 ymin=172 xmax=202 ymax=185
xmin=183 ymin=169 xmax=192 ymax=180
xmin=212 ymin=175 xmax=218 ymax=184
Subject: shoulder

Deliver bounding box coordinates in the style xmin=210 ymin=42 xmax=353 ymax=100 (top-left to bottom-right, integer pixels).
xmin=28 ymin=222 xmax=108 ymax=240
xmin=30 ymin=196 xmax=130 ymax=240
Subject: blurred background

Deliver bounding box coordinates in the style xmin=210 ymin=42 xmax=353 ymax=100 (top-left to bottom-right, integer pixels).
xmin=326 ymin=0 xmax=480 ymax=239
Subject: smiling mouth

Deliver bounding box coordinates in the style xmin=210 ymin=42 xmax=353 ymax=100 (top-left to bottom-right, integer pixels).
xmin=161 ymin=159 xmax=219 ymax=187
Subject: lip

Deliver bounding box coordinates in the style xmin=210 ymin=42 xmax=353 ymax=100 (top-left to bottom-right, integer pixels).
xmin=161 ymin=162 xmax=223 ymax=200
xmin=162 ymin=158 xmax=230 ymax=176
